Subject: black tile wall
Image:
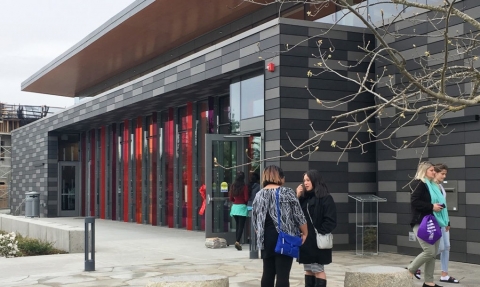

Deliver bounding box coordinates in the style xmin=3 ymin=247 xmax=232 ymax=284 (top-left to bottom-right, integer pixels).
xmin=273 ymin=23 xmax=376 ymax=251
xmin=376 ymin=0 xmax=480 ymax=263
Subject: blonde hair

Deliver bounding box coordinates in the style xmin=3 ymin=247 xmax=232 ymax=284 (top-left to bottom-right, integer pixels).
xmin=414 ymin=161 xmax=433 ymax=182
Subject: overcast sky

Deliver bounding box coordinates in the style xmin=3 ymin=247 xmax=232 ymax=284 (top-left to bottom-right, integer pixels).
xmin=0 ymin=0 xmax=135 ymax=109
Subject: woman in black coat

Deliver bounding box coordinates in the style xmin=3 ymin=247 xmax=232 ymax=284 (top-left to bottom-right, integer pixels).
xmin=296 ymin=170 xmax=337 ymax=287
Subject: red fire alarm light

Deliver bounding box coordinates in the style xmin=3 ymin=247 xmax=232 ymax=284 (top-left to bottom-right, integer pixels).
xmin=267 ymin=63 xmax=275 ymax=72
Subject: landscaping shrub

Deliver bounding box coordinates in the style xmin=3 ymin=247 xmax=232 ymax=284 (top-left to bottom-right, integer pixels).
xmin=0 ymin=231 xmax=67 ymax=257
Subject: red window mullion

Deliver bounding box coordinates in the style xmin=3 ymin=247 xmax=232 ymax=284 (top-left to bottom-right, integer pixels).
xmin=111 ymin=124 xmax=117 ymax=221
xmin=136 ymin=117 xmax=142 ymax=224
xmin=123 ymin=120 xmax=129 ymax=222
xmin=186 ymin=103 xmax=193 ymax=230
xmin=81 ymin=132 xmax=86 ymax=217
xmin=100 ymin=127 xmax=106 ymax=219
xmin=151 ymin=114 xmax=158 ymax=225
xmin=90 ymin=130 xmax=95 ymax=217
xmin=166 ymin=108 xmax=174 ymax=228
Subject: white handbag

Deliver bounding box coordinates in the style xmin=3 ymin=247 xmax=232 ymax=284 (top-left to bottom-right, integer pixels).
xmin=307 ymin=203 xmax=333 ymax=249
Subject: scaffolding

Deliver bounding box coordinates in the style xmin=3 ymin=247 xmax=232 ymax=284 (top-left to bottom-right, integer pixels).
xmin=0 ymin=103 xmax=54 ymax=209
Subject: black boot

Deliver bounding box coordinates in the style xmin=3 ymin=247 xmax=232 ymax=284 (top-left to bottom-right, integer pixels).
xmin=314 ymin=278 xmax=327 ymax=287
xmin=305 ymin=275 xmax=315 ymax=287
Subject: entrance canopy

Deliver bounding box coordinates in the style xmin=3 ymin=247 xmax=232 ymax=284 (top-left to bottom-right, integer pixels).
xmin=21 ymin=0 xmax=264 ymax=97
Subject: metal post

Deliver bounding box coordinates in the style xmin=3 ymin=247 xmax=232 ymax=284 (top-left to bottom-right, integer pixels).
xmin=85 ymin=217 xmax=95 ymax=271
xmin=249 ymin=211 xmax=258 ymax=259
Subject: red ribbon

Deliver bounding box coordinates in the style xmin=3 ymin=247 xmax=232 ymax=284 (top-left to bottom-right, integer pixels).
xmin=198 ymin=184 xmax=206 ymax=215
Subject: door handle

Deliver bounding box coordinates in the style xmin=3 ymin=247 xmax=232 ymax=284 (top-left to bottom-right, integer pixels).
xmin=207 ymin=193 xmax=211 ymax=205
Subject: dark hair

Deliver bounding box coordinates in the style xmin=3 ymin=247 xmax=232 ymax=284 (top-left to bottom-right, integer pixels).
xmin=304 ymin=169 xmax=329 ymax=198
xmin=230 ymin=171 xmax=246 ymax=197
xmin=262 ymin=165 xmax=285 ymax=187
xmin=433 ymin=163 xmax=448 ymax=173
xmin=249 ymin=172 xmax=260 ymax=184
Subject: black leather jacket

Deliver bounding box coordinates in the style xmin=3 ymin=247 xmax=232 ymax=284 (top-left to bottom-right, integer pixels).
xmin=410 ymin=179 xmax=433 ymax=227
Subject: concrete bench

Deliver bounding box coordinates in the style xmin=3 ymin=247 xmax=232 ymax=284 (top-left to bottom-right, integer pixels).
xmin=146 ymin=275 xmax=229 ymax=287
xmin=0 ymin=214 xmax=84 ymax=253
xmin=344 ymin=266 xmax=413 ymax=287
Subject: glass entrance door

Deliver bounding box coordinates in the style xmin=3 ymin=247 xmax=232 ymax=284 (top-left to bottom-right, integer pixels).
xmin=58 ymin=162 xmax=80 ymax=217
xmin=205 ymin=134 xmax=245 ymax=245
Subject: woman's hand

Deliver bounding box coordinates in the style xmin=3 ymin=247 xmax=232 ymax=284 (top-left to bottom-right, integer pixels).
xmin=296 ymin=184 xmax=304 ymax=198
xmin=301 ymin=233 xmax=307 ymax=245
xmin=299 ymin=224 xmax=308 ymax=244
xmin=433 ymin=203 xmax=444 ymax=212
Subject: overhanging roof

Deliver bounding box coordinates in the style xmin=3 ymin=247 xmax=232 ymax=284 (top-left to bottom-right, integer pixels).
xmin=21 ymin=0 xmax=264 ymax=97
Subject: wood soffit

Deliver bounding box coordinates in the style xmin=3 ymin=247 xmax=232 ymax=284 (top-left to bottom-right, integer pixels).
xmin=21 ymin=0 xmax=264 ymax=97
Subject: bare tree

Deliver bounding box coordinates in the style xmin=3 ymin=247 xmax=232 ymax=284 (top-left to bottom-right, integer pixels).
xmin=216 ymin=0 xmax=480 ymax=167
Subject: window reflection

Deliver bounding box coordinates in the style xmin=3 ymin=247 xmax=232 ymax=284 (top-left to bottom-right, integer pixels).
xmin=58 ymin=134 xmax=80 ymax=161
xmin=241 ymin=75 xmax=264 ymax=119
xmin=228 ymin=73 xmax=265 ymax=133
xmin=218 ymin=96 xmax=230 ymax=134
xmin=230 ymin=82 xmax=241 ymax=133
xmin=315 ymin=0 xmax=440 ymax=27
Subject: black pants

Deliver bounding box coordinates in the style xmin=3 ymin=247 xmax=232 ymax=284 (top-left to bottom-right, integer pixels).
xmin=233 ymin=215 xmax=247 ymax=242
xmin=261 ymin=254 xmax=294 ymax=287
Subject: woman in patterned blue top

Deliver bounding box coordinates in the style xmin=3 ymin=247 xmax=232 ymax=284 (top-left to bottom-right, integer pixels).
xmin=252 ymin=165 xmax=308 ymax=287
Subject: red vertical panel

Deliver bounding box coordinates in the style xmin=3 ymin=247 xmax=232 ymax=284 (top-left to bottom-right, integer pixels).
xmin=111 ymin=124 xmax=117 ymax=221
xmin=100 ymin=126 xmax=106 ymax=219
xmin=199 ymin=102 xmax=208 ymax=231
xmin=186 ymin=103 xmax=193 ymax=230
xmin=148 ymin=118 xmax=153 ymax=224
xmin=123 ymin=120 xmax=129 ymax=222
xmin=81 ymin=132 xmax=86 ymax=217
xmin=166 ymin=108 xmax=174 ymax=228
xmin=136 ymin=117 xmax=142 ymax=224
xmin=90 ymin=130 xmax=96 ymax=217
xmin=151 ymin=114 xmax=158 ymax=226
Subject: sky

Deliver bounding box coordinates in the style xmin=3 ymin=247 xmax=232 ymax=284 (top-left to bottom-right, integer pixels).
xmin=0 ymin=0 xmax=135 ymax=109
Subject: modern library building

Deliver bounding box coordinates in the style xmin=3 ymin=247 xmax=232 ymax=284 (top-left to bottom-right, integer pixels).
xmin=11 ymin=0 xmax=480 ymax=264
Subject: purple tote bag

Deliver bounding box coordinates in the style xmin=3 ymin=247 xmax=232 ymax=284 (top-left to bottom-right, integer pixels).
xmin=417 ymin=214 xmax=442 ymax=245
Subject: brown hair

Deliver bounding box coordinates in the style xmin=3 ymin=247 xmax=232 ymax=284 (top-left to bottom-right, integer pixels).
xmin=434 ymin=163 xmax=448 ymax=172
xmin=229 ymin=171 xmax=246 ymax=197
xmin=262 ymin=165 xmax=285 ymax=187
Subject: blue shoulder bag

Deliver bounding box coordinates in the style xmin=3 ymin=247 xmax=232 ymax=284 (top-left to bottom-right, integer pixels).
xmin=274 ymin=187 xmax=302 ymax=258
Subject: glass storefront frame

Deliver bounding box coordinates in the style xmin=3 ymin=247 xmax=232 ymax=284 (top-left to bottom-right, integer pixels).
xmin=75 ymin=71 xmax=265 ymax=231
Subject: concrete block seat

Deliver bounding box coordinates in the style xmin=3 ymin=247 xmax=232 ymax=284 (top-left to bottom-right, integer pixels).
xmin=146 ymin=275 xmax=229 ymax=287
xmin=0 ymin=214 xmax=84 ymax=253
xmin=344 ymin=266 xmax=413 ymax=287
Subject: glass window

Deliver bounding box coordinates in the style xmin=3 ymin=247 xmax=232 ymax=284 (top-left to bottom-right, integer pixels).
xmin=58 ymin=134 xmax=80 ymax=161
xmin=241 ymin=75 xmax=264 ymax=119
xmin=163 ymin=109 xmax=174 ymax=228
xmin=218 ymin=96 xmax=230 ymax=134
xmin=197 ymin=101 xmax=209 ymax=231
xmin=366 ymin=0 xmax=406 ymax=25
xmin=0 ymin=141 xmax=4 ymax=161
xmin=178 ymin=106 xmax=192 ymax=229
xmin=230 ymin=82 xmax=241 ymax=133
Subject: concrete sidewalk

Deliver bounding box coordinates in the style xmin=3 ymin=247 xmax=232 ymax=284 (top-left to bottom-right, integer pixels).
xmin=0 ymin=217 xmax=477 ymax=286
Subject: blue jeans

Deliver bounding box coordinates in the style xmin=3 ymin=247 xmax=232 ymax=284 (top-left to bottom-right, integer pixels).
xmin=437 ymin=227 xmax=450 ymax=273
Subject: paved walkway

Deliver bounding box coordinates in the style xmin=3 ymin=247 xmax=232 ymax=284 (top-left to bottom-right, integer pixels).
xmin=0 ymin=217 xmax=477 ymax=286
